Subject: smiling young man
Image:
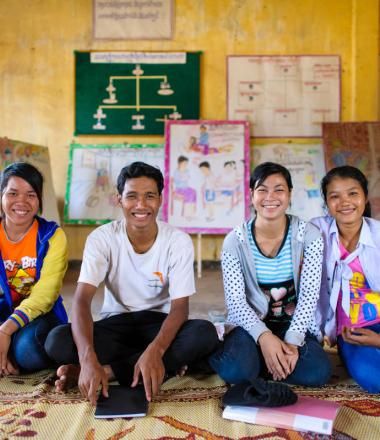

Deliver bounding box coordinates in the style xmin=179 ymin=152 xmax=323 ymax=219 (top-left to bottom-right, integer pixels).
xmin=45 ymin=162 xmax=218 ymax=405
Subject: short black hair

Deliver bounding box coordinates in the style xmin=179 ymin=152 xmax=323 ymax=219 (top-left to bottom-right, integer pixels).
xmin=116 ymin=161 xmax=164 ymax=195
xmin=250 ymin=162 xmax=293 ymax=191
xmin=321 ymin=165 xmax=371 ymax=217
xmin=177 ymin=155 xmax=188 ymax=164
xmin=199 ymin=161 xmax=210 ymax=169
xmin=1 ymin=162 xmax=44 ymax=213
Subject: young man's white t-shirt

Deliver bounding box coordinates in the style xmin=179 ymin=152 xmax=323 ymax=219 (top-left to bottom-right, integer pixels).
xmin=78 ymin=220 xmax=196 ymax=318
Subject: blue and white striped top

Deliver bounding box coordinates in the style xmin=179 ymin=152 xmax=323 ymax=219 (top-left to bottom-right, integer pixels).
xmin=248 ymin=218 xmax=293 ymax=284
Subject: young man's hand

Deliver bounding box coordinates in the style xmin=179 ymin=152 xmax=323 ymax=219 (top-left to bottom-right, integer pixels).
xmin=78 ymin=354 xmax=109 ymax=405
xmin=131 ymin=343 xmax=165 ymax=401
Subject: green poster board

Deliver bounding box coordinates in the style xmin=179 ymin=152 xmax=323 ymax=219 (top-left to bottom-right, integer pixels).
xmin=75 ymin=51 xmax=200 ymax=135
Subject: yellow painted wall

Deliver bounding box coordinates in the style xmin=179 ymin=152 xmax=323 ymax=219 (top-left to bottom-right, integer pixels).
xmin=0 ymin=0 xmax=378 ymax=260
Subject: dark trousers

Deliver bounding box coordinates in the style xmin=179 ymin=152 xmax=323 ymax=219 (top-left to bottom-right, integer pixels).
xmin=11 ymin=311 xmax=61 ymax=372
xmin=45 ymin=311 xmax=219 ymax=385
xmin=209 ymin=326 xmax=332 ymax=387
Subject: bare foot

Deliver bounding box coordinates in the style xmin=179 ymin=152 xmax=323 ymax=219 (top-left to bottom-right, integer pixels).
xmin=55 ymin=364 xmax=80 ymax=392
xmin=176 ymin=365 xmax=188 ymax=377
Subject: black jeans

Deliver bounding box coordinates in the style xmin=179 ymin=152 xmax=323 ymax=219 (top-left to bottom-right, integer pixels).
xmin=45 ymin=311 xmax=219 ymax=385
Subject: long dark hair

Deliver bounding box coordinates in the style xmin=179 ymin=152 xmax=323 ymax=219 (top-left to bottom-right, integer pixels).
xmin=1 ymin=162 xmax=44 ymax=213
xmin=321 ymin=165 xmax=371 ymax=217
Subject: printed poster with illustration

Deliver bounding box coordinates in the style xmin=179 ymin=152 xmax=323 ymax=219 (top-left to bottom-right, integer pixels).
xmin=65 ymin=143 xmax=164 ymax=224
xmin=164 ymin=120 xmax=250 ymax=233
xmin=227 ymin=55 xmax=340 ymax=137
xmin=323 ymin=122 xmax=380 ymax=220
xmin=254 ymin=143 xmax=326 ymax=221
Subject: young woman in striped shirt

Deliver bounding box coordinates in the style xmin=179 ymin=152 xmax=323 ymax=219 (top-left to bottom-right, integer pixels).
xmin=209 ymin=162 xmax=331 ymax=387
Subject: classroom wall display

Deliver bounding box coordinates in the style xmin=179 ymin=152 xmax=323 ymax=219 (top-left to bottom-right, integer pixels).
xmin=227 ymin=55 xmax=341 ymax=137
xmin=75 ymin=51 xmax=200 ymax=135
xmin=93 ymin=0 xmax=174 ymax=40
xmin=65 ymin=143 xmax=164 ymax=224
xmin=323 ymin=122 xmax=380 ymax=219
xmin=0 ymin=137 xmax=60 ymax=224
xmin=254 ymin=143 xmax=326 ymax=221
xmin=164 ymin=120 xmax=250 ymax=234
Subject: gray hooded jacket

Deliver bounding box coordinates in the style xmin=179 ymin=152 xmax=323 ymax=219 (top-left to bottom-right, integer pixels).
xmin=221 ymin=215 xmax=323 ymax=346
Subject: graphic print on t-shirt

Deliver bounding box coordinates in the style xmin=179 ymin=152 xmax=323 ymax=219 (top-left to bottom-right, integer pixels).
xmin=261 ymin=279 xmax=296 ymax=324
xmin=0 ymin=220 xmax=38 ymax=306
xmin=4 ymin=257 xmax=37 ymax=305
xmin=9 ymin=267 xmax=35 ymax=296
xmin=337 ymin=242 xmax=380 ymax=334
xmin=148 ymin=271 xmax=165 ymax=289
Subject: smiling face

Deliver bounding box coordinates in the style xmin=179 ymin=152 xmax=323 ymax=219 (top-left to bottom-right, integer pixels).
xmin=251 ymin=173 xmax=291 ymax=221
xmin=119 ymin=176 xmax=162 ymax=233
xmin=1 ymin=176 xmax=40 ymax=230
xmin=325 ymin=177 xmax=367 ymax=227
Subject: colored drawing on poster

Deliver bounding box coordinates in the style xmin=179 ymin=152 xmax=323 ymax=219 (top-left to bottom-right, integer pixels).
xmin=323 ymin=122 xmax=380 ymax=219
xmin=254 ymin=143 xmax=326 ymax=220
xmin=65 ymin=143 xmax=164 ymax=224
xmin=164 ymin=120 xmax=250 ymax=234
xmin=0 ymin=137 xmax=59 ymax=224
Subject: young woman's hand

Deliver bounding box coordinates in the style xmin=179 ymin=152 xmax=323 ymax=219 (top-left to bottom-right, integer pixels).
xmin=0 ymin=331 xmax=11 ymax=375
xmin=3 ymin=357 xmax=19 ymax=376
xmin=283 ymin=343 xmax=299 ymax=374
xmin=258 ymin=332 xmax=294 ymax=380
xmin=342 ymin=326 xmax=380 ymax=347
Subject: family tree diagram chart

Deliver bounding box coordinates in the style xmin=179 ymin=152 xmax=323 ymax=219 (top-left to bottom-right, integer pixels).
xmin=75 ymin=52 xmax=200 ymax=135
xmin=64 ymin=143 xmax=164 ymax=224
xmin=228 ymin=55 xmax=341 ymax=137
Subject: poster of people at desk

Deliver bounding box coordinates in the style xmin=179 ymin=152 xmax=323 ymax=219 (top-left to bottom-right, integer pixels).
xmin=164 ymin=120 xmax=250 ymax=234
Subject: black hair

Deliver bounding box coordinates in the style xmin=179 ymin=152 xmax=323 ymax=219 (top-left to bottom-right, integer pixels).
xmin=224 ymin=160 xmax=237 ymax=168
xmin=199 ymin=161 xmax=210 ymax=169
xmin=321 ymin=165 xmax=371 ymax=217
xmin=250 ymin=162 xmax=293 ymax=191
xmin=177 ymin=155 xmax=188 ymax=164
xmin=0 ymin=162 xmax=44 ymax=213
xmin=116 ymin=161 xmax=164 ymax=196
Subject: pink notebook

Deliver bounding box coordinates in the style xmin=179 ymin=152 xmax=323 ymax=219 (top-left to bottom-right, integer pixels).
xmin=223 ymin=396 xmax=340 ymax=435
